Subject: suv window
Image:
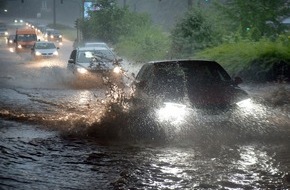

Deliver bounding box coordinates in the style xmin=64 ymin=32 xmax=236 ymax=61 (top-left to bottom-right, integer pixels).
xmin=136 ymin=64 xmax=152 ymax=81
xmin=69 ymin=50 xmax=77 ymax=62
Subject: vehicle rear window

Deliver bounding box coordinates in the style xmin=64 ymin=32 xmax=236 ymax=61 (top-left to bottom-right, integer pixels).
xmin=17 ymin=34 xmax=37 ymax=41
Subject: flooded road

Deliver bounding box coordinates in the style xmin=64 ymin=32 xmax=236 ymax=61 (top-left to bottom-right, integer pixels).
xmin=1 ymin=25 xmax=290 ymax=189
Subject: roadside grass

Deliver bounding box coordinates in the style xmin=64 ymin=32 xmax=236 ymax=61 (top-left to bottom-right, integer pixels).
xmin=195 ymin=37 xmax=290 ymax=76
xmin=47 ymin=23 xmax=77 ymax=41
xmin=115 ymin=27 xmax=170 ymax=63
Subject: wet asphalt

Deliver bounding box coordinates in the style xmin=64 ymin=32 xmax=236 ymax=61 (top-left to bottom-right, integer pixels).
xmin=0 ymin=21 xmax=290 ymax=189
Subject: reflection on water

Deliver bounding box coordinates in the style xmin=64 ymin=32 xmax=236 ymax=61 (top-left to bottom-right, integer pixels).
xmin=78 ymin=90 xmax=91 ymax=105
xmin=1 ymin=105 xmax=290 ymax=189
xmin=0 ymin=82 xmax=290 ymax=189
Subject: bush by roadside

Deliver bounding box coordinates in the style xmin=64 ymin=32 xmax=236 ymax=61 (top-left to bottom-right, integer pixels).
xmin=115 ymin=27 xmax=170 ymax=63
xmin=195 ymin=37 xmax=290 ymax=83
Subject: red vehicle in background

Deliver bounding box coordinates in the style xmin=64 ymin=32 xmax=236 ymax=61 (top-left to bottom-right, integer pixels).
xmin=15 ymin=28 xmax=37 ymax=53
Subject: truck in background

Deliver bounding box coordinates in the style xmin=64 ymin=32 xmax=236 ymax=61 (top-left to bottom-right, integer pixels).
xmin=15 ymin=28 xmax=37 ymax=52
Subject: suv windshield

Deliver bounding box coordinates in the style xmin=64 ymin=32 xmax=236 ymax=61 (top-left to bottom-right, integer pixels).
xmin=145 ymin=61 xmax=233 ymax=99
xmin=153 ymin=61 xmax=232 ymax=86
xmin=17 ymin=34 xmax=37 ymax=42
xmin=77 ymin=49 xmax=115 ymax=63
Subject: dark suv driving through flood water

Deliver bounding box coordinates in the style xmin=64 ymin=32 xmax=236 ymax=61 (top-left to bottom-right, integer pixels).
xmin=133 ymin=60 xmax=249 ymax=114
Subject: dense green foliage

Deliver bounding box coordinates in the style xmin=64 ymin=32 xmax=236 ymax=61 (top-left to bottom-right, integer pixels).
xmin=170 ymin=0 xmax=290 ymax=81
xmin=215 ymin=0 xmax=290 ymax=40
xmin=116 ymin=27 xmax=170 ymax=63
xmin=195 ymin=36 xmax=290 ymax=81
xmin=78 ymin=0 xmax=290 ymax=81
xmin=81 ymin=0 xmax=151 ymax=44
xmin=169 ymin=6 xmax=222 ymax=58
xmin=81 ymin=0 xmax=169 ymax=62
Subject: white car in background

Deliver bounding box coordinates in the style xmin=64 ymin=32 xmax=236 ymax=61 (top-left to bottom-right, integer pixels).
xmin=31 ymin=41 xmax=59 ymax=60
xmin=67 ymin=46 xmax=124 ymax=84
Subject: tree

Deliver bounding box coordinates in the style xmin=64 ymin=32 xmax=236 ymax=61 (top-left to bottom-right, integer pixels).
xmin=81 ymin=0 xmax=152 ymax=44
xmin=0 ymin=0 xmax=6 ymax=9
xmin=215 ymin=0 xmax=290 ymax=40
xmin=170 ymin=6 xmax=222 ymax=58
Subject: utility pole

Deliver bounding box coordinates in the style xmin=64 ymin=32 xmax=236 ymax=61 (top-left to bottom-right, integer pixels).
xmin=53 ymin=0 xmax=56 ymax=26
xmin=188 ymin=0 xmax=193 ymax=9
xmin=123 ymin=0 xmax=126 ymax=8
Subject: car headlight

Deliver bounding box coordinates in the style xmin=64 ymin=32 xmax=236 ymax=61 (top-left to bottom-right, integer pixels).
xmin=236 ymin=98 xmax=267 ymax=117
xmin=9 ymin=40 xmax=13 ymax=43
xmin=17 ymin=44 xmax=22 ymax=49
xmin=5 ymin=32 xmax=8 ymax=35
xmin=50 ymin=35 xmax=54 ymax=38
xmin=113 ymin=66 xmax=121 ymax=74
xmin=53 ymin=51 xmax=58 ymax=56
xmin=156 ymin=102 xmax=188 ymax=124
xmin=59 ymin=35 xmax=62 ymax=38
xmin=20 ymin=20 xmax=23 ymax=23
xmin=35 ymin=51 xmax=42 ymax=56
xmin=236 ymin=98 xmax=252 ymax=108
xmin=77 ymin=67 xmax=88 ymax=74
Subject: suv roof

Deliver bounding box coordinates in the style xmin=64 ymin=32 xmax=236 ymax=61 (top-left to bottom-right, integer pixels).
xmin=136 ymin=59 xmax=232 ymax=82
xmin=77 ymin=46 xmax=110 ymax=51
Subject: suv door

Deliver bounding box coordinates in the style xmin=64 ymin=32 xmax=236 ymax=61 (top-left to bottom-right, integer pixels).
xmin=67 ymin=49 xmax=77 ymax=70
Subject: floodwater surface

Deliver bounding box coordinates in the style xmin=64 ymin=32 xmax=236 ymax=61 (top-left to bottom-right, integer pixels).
xmin=0 ymin=30 xmax=290 ymax=190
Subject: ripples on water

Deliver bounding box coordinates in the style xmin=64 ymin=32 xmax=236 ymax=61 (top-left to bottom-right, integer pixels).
xmin=1 ymin=117 xmax=290 ymax=189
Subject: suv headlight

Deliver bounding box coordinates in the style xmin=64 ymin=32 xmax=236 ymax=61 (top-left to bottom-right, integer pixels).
xmin=53 ymin=51 xmax=58 ymax=56
xmin=113 ymin=66 xmax=121 ymax=74
xmin=77 ymin=67 xmax=88 ymax=74
xmin=156 ymin=102 xmax=188 ymax=124
xmin=236 ymin=98 xmax=252 ymax=108
xmin=35 ymin=51 xmax=41 ymax=56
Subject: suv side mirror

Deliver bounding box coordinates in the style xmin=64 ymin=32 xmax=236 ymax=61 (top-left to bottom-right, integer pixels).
xmin=131 ymin=73 xmax=136 ymax=79
xmin=234 ymin=76 xmax=243 ymax=85
xmin=68 ymin=59 xmax=75 ymax=64
xmin=136 ymin=80 xmax=147 ymax=89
